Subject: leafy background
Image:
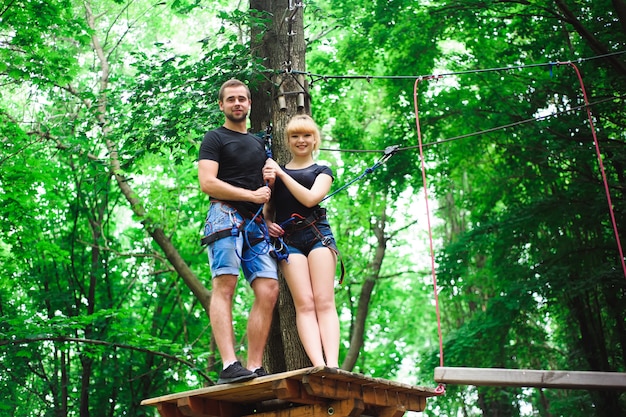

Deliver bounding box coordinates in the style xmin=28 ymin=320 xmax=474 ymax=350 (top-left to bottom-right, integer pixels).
xmin=1 ymin=0 xmax=624 ymax=416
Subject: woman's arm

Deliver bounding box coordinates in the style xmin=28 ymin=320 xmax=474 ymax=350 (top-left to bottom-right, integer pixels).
xmin=265 ymin=159 xmax=332 ymax=208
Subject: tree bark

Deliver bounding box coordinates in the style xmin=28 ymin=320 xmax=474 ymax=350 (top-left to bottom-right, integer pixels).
xmin=554 ymin=0 xmax=626 ymax=75
xmin=250 ymin=0 xmax=311 ymax=372
xmin=343 ymin=200 xmax=388 ymax=371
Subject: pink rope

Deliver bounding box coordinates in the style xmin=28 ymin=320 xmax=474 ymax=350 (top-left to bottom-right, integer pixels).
xmin=558 ymin=62 xmax=626 ymax=280
xmin=413 ymin=77 xmax=446 ymax=395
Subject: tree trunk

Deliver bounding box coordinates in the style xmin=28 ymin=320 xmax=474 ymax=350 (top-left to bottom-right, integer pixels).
xmin=343 ymin=199 xmax=388 ymax=371
xmin=250 ymin=0 xmax=311 ymax=372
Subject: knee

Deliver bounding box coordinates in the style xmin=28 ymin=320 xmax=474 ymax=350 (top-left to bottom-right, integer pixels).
xmin=254 ymin=279 xmax=279 ymax=305
xmin=212 ymin=277 xmax=237 ymax=300
xmin=298 ymin=298 xmax=317 ymax=315
xmin=314 ymin=295 xmax=336 ymax=314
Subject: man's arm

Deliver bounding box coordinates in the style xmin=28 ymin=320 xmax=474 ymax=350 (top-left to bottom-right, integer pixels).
xmin=198 ymin=159 xmax=271 ymax=204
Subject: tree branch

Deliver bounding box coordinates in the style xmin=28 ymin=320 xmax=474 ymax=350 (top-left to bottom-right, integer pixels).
xmin=1 ymin=336 xmax=214 ymax=383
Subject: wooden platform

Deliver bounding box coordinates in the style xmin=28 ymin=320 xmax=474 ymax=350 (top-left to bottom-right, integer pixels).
xmin=141 ymin=366 xmax=440 ymax=417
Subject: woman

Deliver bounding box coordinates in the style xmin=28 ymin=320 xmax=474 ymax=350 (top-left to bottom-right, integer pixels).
xmin=264 ymin=114 xmax=340 ymax=368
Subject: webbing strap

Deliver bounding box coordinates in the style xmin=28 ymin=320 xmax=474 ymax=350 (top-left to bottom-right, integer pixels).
xmin=201 ymin=227 xmax=266 ymax=248
xmin=201 ymin=228 xmax=237 ymax=246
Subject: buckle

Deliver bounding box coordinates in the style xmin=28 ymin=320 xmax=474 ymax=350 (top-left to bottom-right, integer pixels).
xmin=270 ymin=238 xmax=289 ymax=261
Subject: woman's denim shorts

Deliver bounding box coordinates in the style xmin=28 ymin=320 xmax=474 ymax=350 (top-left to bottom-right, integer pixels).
xmin=283 ymin=219 xmax=337 ymax=256
xmin=204 ymin=201 xmax=277 ymax=284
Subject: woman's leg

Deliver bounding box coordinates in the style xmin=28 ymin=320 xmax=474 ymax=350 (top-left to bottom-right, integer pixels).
xmin=281 ymin=253 xmax=326 ymax=366
xmin=308 ymin=247 xmax=340 ymax=367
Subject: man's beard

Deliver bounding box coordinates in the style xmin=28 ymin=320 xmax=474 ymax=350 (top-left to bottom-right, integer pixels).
xmin=225 ymin=111 xmax=248 ymax=123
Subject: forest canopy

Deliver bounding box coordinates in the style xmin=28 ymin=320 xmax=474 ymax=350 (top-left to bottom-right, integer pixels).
xmin=1 ymin=0 xmax=625 ymax=416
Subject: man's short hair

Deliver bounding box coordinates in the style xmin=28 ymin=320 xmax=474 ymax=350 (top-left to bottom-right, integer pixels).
xmin=218 ymin=79 xmax=251 ymax=101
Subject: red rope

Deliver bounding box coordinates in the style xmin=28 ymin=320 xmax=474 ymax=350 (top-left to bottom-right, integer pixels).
xmin=558 ymin=61 xmax=626 ymax=280
xmin=413 ymin=76 xmax=446 ymax=395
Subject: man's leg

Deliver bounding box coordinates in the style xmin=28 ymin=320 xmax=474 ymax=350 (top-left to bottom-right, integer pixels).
xmin=209 ymin=274 xmax=239 ymax=365
xmin=246 ymin=277 xmax=279 ymax=371
xmin=211 ymin=273 xmax=259 ymax=384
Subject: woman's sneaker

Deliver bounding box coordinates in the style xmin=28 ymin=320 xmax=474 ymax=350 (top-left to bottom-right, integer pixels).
xmin=253 ymin=367 xmax=268 ymax=377
xmin=217 ymin=361 xmax=257 ymax=384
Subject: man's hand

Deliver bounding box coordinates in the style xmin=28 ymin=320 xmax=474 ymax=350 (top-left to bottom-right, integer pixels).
xmin=250 ymin=185 xmax=272 ymax=204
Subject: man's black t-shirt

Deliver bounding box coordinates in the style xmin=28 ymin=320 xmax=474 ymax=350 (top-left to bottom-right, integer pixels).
xmin=199 ymin=126 xmax=266 ymax=214
xmin=274 ymin=164 xmax=334 ymax=224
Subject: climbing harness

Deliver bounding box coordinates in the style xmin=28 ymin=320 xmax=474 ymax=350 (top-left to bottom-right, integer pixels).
xmin=201 ymin=201 xmax=265 ymax=246
xmin=269 ymin=144 xmax=399 ymax=279
xmin=279 ymin=208 xmax=346 ymax=284
xmin=200 ymin=200 xmax=287 ymax=262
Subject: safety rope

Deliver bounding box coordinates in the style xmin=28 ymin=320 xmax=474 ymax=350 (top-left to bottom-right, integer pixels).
xmin=322 ymin=145 xmax=398 ymax=202
xmin=412 ymin=76 xmax=446 ymax=396
xmin=557 ymin=61 xmax=626 ymax=278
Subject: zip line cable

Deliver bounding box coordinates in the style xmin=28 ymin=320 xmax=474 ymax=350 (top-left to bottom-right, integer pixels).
xmin=318 ymin=95 xmax=624 ymax=156
xmin=287 ymin=50 xmax=626 ymax=83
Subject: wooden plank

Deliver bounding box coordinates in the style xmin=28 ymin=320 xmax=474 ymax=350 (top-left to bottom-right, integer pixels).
xmin=272 ymin=379 xmax=324 ymax=405
xmin=142 ymin=366 xmax=440 ymax=417
xmin=245 ymin=398 xmax=365 ymax=417
xmin=177 ymin=397 xmax=218 ymax=417
xmin=388 ymin=391 xmax=426 ymax=412
xmin=361 ymin=386 xmax=388 ymax=407
xmin=157 ymin=402 xmax=184 ymax=417
xmin=301 ymin=375 xmax=352 ymax=400
xmin=302 ymin=373 xmax=427 ymax=412
xmin=434 ymin=367 xmax=626 ymax=389
xmin=141 ymin=368 xmax=317 ymax=406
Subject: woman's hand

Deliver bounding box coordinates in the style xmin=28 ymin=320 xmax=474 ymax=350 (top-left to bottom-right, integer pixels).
xmin=265 ymin=220 xmax=284 ymax=238
xmin=263 ymin=158 xmax=282 ymax=186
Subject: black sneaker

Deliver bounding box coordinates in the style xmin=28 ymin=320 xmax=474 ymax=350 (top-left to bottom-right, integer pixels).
xmin=253 ymin=367 xmax=268 ymax=377
xmin=217 ymin=361 xmax=257 ymax=384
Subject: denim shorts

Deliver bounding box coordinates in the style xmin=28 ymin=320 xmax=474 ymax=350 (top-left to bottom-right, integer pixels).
xmin=204 ymin=201 xmax=278 ymax=284
xmin=283 ymin=219 xmax=337 ymax=256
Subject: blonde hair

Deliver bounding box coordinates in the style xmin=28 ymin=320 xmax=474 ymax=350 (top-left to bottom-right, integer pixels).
xmin=284 ymin=114 xmax=321 ymax=151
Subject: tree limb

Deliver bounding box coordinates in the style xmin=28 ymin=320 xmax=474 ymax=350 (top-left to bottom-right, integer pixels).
xmin=0 ymin=336 xmax=214 ymax=383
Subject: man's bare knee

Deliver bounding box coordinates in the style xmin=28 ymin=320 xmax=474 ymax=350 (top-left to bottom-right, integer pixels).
xmin=213 ymin=274 xmax=238 ymax=298
xmin=252 ymin=278 xmax=279 ymax=302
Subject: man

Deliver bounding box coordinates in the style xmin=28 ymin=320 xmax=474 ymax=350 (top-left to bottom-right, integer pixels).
xmin=198 ymin=79 xmax=278 ymax=384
